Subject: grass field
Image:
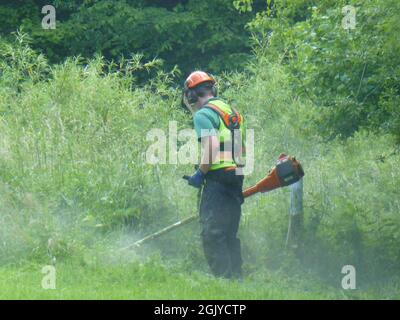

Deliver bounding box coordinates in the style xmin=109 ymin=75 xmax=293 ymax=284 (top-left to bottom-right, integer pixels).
xmin=0 ymin=261 xmax=389 ymax=300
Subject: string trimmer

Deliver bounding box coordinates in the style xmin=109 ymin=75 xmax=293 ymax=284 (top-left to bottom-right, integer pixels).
xmin=119 ymin=154 xmax=304 ymax=251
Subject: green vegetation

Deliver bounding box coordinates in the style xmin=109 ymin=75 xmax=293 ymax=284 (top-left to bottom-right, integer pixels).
xmin=0 ymin=0 xmax=260 ymax=75
xmin=237 ymin=0 xmax=400 ymax=140
xmin=0 ymin=1 xmax=399 ymax=299
xmin=1 ymin=257 xmax=398 ymax=299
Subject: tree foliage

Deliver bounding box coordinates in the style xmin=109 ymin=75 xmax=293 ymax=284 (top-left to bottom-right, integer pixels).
xmin=0 ymin=0 xmax=258 ymax=76
xmin=237 ymin=0 xmax=400 ymax=140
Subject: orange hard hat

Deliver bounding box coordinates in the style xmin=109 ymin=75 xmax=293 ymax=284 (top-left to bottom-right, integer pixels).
xmin=184 ymin=71 xmax=216 ymax=89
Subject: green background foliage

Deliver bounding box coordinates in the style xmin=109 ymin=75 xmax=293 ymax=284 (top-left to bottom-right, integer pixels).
xmin=241 ymin=0 xmax=400 ymax=140
xmin=0 ymin=0 xmax=262 ymax=76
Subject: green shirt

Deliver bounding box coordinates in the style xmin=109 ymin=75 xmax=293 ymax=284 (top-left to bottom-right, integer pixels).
xmin=193 ymin=98 xmax=222 ymax=140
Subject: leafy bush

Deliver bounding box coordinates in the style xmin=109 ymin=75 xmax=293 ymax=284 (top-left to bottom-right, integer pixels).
xmin=236 ymin=0 xmax=400 ymax=141
xmin=0 ymin=0 xmax=255 ymax=75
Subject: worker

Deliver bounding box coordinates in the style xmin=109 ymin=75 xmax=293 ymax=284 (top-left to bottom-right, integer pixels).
xmin=183 ymin=71 xmax=245 ymax=279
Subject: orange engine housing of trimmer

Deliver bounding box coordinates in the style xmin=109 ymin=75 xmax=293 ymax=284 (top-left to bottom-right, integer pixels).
xmin=243 ymin=154 xmax=304 ymax=198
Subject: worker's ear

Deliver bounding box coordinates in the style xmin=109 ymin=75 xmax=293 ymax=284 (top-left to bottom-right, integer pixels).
xmin=181 ymin=92 xmax=190 ymax=113
xmin=183 ymin=93 xmax=196 ymax=114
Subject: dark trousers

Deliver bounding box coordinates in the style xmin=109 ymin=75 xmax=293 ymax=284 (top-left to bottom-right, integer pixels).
xmin=199 ymin=169 xmax=244 ymax=279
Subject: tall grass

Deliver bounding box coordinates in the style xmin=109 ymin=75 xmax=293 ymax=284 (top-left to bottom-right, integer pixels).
xmin=0 ymin=35 xmax=191 ymax=264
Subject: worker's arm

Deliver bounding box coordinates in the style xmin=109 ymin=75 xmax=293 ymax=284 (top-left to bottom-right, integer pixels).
xmin=199 ymin=135 xmax=220 ymax=175
xmin=186 ymin=110 xmax=219 ymax=188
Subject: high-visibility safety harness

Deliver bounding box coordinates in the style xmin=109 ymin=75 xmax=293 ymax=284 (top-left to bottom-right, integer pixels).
xmin=203 ymin=100 xmax=246 ymax=171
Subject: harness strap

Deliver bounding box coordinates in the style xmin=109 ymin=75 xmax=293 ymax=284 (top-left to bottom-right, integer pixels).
xmin=205 ymin=103 xmax=242 ymax=129
xmin=204 ymin=102 xmax=244 ymax=168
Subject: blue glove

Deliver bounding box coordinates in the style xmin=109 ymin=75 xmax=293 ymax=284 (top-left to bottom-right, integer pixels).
xmin=187 ymin=169 xmax=205 ymax=188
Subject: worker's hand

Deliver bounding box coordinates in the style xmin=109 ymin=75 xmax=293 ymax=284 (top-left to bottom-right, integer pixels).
xmin=187 ymin=169 xmax=205 ymax=188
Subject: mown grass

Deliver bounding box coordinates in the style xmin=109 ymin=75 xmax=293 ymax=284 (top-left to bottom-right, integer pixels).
xmin=0 ymin=257 xmax=395 ymax=300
